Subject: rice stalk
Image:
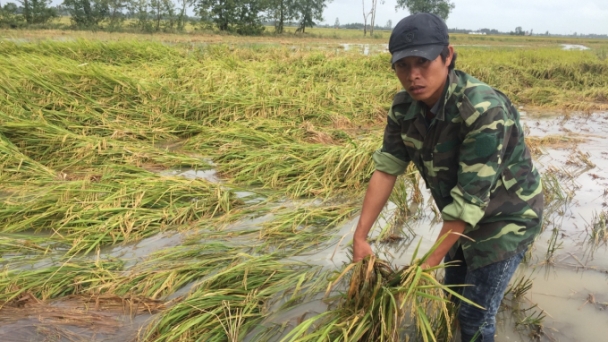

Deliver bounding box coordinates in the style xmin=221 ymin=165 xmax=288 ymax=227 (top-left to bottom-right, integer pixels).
xmin=0 ymin=173 xmax=240 ymax=255
xmin=585 ymin=211 xmax=608 ymax=255
xmin=209 ymin=136 xmax=379 ymax=198
xmin=283 ymin=237 xmax=482 ymax=342
xmin=142 ymin=256 xmax=327 ymax=342
xmin=0 ymin=259 xmax=123 ymax=308
xmin=259 ymin=203 xmax=359 ymax=251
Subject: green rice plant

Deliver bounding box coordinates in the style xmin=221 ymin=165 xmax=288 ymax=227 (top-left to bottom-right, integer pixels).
xmin=514 ymin=305 xmax=546 ymax=337
xmin=0 ymin=120 xmax=209 ymax=172
xmin=0 ymin=131 xmax=56 ymax=180
xmin=0 ymin=172 xmax=240 ymax=255
xmin=142 ymin=256 xmax=328 ymax=342
xmin=377 ymin=167 xmax=421 ymax=242
xmin=503 ymin=275 xmax=534 ymax=302
xmin=0 ymin=259 xmax=123 ymax=307
xmin=524 ymin=135 xmax=584 ymax=156
xmin=96 ymin=242 xmax=245 ymax=299
xmin=545 ymin=227 xmax=564 ymax=263
xmin=208 ymin=135 xmax=379 ymax=198
xmin=0 ymin=234 xmax=64 ymax=257
xmin=541 ymin=168 xmax=575 ymax=232
xmin=595 ymin=48 xmax=608 ymax=61
xmin=259 ymin=203 xmax=359 ymax=251
xmin=2 ymin=38 xmax=607 ymax=341
xmin=585 ymin=211 xmax=608 ymax=254
xmin=458 ymin=47 xmax=608 ymax=110
xmin=0 ymin=39 xmax=180 ymax=65
xmin=500 ymin=274 xmax=546 ymax=340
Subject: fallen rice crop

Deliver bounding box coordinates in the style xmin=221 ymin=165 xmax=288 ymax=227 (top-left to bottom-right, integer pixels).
xmin=1 ymin=37 xmax=603 ymax=340
xmin=283 ymin=239 xmax=482 ymax=342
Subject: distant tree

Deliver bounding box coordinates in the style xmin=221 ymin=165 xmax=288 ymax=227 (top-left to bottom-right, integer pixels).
xmin=545 ymin=30 xmax=549 ymax=36
xmin=150 ymin=0 xmax=162 ymax=31
xmin=106 ymin=0 xmax=128 ymax=31
xmin=361 ymin=0 xmax=370 ymax=36
xmin=2 ymin=2 xmax=19 ymax=13
xmin=342 ymin=22 xmax=365 ymax=30
xmin=268 ymin=0 xmax=296 ymax=34
xmin=395 ymin=0 xmax=455 ymax=21
xmin=0 ymin=2 xmax=24 ymax=27
xmin=385 ymin=19 xmax=392 ymax=29
xmin=19 ymin=0 xmax=31 ymax=23
xmin=334 ymin=16 xmax=339 ymax=28
xmin=19 ymin=0 xmax=55 ymax=24
xmin=196 ymin=0 xmax=235 ymax=31
xmin=197 ymin=0 xmax=267 ymax=34
xmin=479 ymin=28 xmax=499 ymax=35
xmin=294 ymin=0 xmax=328 ymax=33
xmin=176 ymin=0 xmax=193 ymax=31
xmin=62 ymin=0 xmax=108 ymax=28
xmin=150 ymin=0 xmax=175 ymax=31
xmin=233 ymin=0 xmax=266 ymax=34
xmin=513 ymin=26 xmax=524 ymax=35
xmin=369 ymin=0 xmax=382 ymax=36
xmin=128 ymin=0 xmax=153 ymax=32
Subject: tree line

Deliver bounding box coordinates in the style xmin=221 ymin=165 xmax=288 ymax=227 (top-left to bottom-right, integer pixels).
xmin=0 ymin=0 xmax=331 ymax=34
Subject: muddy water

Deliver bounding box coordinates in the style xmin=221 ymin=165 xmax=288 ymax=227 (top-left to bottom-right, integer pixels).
xmin=276 ymin=112 xmax=608 ymax=341
xmin=512 ymin=112 xmax=608 ymax=341
xmin=338 ymin=43 xmax=389 ymax=56
xmin=560 ymin=44 xmax=590 ymax=51
xmin=0 ymin=300 xmax=154 ymax=342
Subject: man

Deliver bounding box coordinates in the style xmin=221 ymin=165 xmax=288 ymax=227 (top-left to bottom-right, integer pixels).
xmin=352 ymin=13 xmax=543 ymax=342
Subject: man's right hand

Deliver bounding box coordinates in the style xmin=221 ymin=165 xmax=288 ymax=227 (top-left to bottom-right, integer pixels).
xmin=351 ymin=171 xmax=397 ymax=263
xmin=352 ymin=238 xmax=374 ymax=262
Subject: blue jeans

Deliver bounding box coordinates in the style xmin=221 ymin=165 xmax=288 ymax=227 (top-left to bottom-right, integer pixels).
xmin=444 ymin=246 xmax=526 ymax=342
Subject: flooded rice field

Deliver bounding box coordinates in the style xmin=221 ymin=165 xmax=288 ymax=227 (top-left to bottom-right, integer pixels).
xmin=2 ymin=112 xmax=606 ymax=341
xmin=2 ymin=39 xmax=608 ymax=341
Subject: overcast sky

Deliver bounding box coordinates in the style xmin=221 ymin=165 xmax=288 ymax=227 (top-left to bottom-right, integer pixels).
xmin=322 ymin=0 xmax=608 ymax=35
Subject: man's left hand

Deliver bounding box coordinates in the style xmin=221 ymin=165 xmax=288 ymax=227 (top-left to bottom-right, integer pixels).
xmin=421 ymin=254 xmax=442 ymax=270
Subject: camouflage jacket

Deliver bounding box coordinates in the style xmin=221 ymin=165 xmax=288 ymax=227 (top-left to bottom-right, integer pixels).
xmin=373 ymin=70 xmax=543 ymax=270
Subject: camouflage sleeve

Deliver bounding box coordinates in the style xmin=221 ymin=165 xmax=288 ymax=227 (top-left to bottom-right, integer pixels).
xmin=441 ymin=106 xmax=514 ymax=228
xmin=372 ymin=108 xmax=410 ymax=176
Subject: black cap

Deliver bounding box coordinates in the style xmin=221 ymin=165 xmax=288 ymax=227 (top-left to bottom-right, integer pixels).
xmin=389 ymin=13 xmax=449 ymax=64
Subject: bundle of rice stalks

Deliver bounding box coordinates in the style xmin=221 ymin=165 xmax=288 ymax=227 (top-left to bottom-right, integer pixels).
xmin=284 ymin=241 xmax=481 ymax=342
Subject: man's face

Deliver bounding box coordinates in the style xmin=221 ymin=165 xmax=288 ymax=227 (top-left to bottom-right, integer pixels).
xmin=393 ymin=47 xmax=453 ymax=107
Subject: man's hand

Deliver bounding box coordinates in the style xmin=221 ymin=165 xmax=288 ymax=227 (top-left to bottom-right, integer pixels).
xmin=351 ymin=171 xmax=397 ymax=263
xmin=421 ymin=258 xmax=441 ymax=270
xmin=421 ymin=220 xmax=467 ymax=269
xmin=352 ymin=238 xmax=374 ymax=262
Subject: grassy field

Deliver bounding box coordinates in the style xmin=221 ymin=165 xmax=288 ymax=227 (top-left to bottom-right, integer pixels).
xmin=5 ymin=19 xmax=608 ymax=47
xmin=1 ymin=30 xmax=607 ymax=341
